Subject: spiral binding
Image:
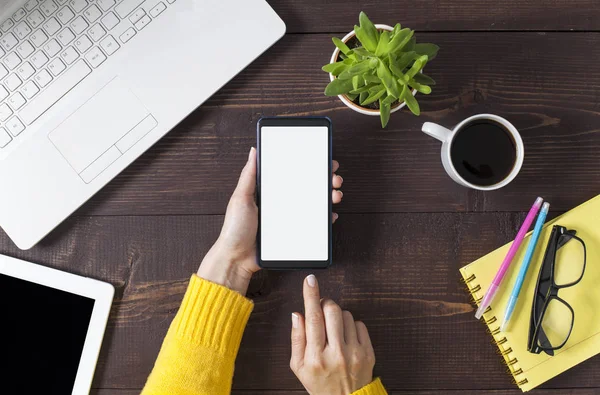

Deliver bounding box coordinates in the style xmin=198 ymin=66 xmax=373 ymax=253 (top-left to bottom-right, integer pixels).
xmin=463 ymin=272 xmax=529 ymax=387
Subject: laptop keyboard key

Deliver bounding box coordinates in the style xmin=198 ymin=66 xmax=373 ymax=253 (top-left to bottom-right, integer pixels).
xmin=116 ymin=0 xmax=144 ymax=18
xmin=4 ymin=52 xmax=22 ymax=70
xmin=98 ymin=0 xmax=116 ymax=11
xmin=0 ymin=64 xmax=7 ymax=79
xmin=1 ymin=20 xmax=15 ymax=33
xmin=74 ymin=35 xmax=92 ymax=52
xmin=34 ymin=69 xmax=53 ymax=87
xmin=14 ymin=22 xmax=33 ymax=40
xmin=89 ymin=24 xmax=106 ymax=41
xmin=43 ymin=38 xmax=62 ymax=56
xmin=101 ymin=12 xmax=119 ymax=30
xmin=22 ymin=81 xmax=40 ymax=99
xmin=85 ymin=47 xmax=106 ymax=67
xmin=25 ymin=0 xmax=39 ymax=11
xmin=6 ymin=117 xmax=25 ymax=136
xmin=134 ymin=15 xmax=151 ymax=30
xmin=43 ymin=17 xmax=61 ymax=36
xmin=119 ymin=27 xmax=135 ymax=43
xmin=13 ymin=9 xmax=27 ymax=22
xmin=57 ymin=6 xmax=75 ymax=24
xmin=0 ymin=104 xmax=13 ymax=121
xmin=0 ymin=86 xmax=8 ymax=100
xmin=129 ymin=9 xmax=145 ymax=24
xmin=40 ymin=0 xmax=59 ymax=17
xmin=150 ymin=2 xmax=166 ymax=17
xmin=58 ymin=28 xmax=76 ymax=45
xmin=100 ymin=35 xmax=119 ymax=55
xmin=27 ymin=11 xmax=46 ymax=29
xmin=0 ymin=128 xmax=11 ymax=148
xmin=84 ymin=5 xmax=102 ymax=23
xmin=69 ymin=0 xmax=88 ymax=13
xmin=31 ymin=51 xmax=50 ymax=68
xmin=5 ymin=74 xmax=22 ymax=91
xmin=1 ymin=33 xmax=19 ymax=51
xmin=60 ymin=46 xmax=79 ymax=64
xmin=70 ymin=16 xmax=89 ymax=34
xmin=30 ymin=30 xmax=49 ymax=47
xmin=48 ymin=58 xmax=66 ymax=75
xmin=17 ymin=62 xmax=35 ymax=80
xmin=8 ymin=92 xmax=27 ymax=110
xmin=16 ymin=41 xmax=35 ymax=58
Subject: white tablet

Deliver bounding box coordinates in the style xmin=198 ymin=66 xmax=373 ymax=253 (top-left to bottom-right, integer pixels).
xmin=0 ymin=254 xmax=114 ymax=395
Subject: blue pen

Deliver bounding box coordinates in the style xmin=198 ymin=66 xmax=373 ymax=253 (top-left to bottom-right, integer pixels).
xmin=500 ymin=202 xmax=550 ymax=332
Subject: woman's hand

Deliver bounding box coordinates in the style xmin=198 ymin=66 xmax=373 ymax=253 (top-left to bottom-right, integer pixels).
xmin=198 ymin=148 xmax=344 ymax=295
xmin=290 ymin=275 xmax=376 ymax=395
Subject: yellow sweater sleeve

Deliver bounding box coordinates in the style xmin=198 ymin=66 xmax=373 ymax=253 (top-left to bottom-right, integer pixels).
xmin=141 ymin=274 xmax=254 ymax=395
xmin=142 ymin=274 xmax=387 ymax=395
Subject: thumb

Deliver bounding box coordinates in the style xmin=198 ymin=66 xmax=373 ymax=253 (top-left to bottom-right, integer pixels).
xmin=233 ymin=147 xmax=257 ymax=197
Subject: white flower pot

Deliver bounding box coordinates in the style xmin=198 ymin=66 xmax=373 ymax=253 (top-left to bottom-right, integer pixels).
xmin=328 ymin=24 xmax=418 ymax=117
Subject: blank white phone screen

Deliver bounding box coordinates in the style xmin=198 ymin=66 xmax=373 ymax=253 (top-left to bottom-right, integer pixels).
xmin=261 ymin=126 xmax=329 ymax=261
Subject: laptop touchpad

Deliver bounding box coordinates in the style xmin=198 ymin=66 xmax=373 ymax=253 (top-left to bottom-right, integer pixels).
xmin=49 ymin=78 xmax=157 ymax=183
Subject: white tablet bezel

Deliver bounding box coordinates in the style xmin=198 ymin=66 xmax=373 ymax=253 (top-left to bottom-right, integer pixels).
xmin=0 ymin=253 xmax=114 ymax=395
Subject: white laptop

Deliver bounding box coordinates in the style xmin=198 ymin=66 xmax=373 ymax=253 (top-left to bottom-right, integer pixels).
xmin=0 ymin=0 xmax=285 ymax=249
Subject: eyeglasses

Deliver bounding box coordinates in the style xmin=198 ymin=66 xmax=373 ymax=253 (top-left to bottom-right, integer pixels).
xmin=528 ymin=225 xmax=587 ymax=356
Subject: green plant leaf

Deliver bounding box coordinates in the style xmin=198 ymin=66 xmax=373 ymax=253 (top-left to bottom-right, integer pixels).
xmin=413 ymin=73 xmax=436 ymax=85
xmin=322 ymin=62 xmax=348 ymax=75
xmin=414 ymin=43 xmax=439 ymax=61
xmin=354 ymin=25 xmax=377 ymax=53
xmin=404 ymin=37 xmax=416 ymax=52
xmin=324 ymin=78 xmax=354 ymax=96
xmin=359 ymin=91 xmax=368 ymax=104
xmin=395 ymin=51 xmax=417 ymax=72
xmin=402 ymin=84 xmax=420 ymax=115
xmin=350 ymin=83 xmax=376 ymax=94
xmin=388 ymin=28 xmax=413 ymax=54
xmin=391 ymin=23 xmax=401 ymax=39
xmin=359 ymin=12 xmax=379 ymax=49
xmin=352 ymin=47 xmax=373 ymax=57
xmin=338 ymin=60 xmax=373 ymax=79
xmin=363 ymin=74 xmax=381 ymax=84
xmin=377 ymin=60 xmax=400 ymax=98
xmin=407 ymin=79 xmax=431 ymax=94
xmin=382 ymin=94 xmax=397 ymax=106
xmin=346 ymin=93 xmax=358 ymax=101
xmin=379 ymin=98 xmax=391 ymax=128
xmin=361 ymin=86 xmax=386 ymax=106
xmin=406 ymin=56 xmax=427 ymax=78
xmin=332 ymin=37 xmax=353 ymax=56
xmin=342 ymin=57 xmax=354 ymax=65
xmin=375 ymin=31 xmax=390 ymax=57
xmin=352 ymin=75 xmax=364 ymax=90
xmin=368 ymin=83 xmax=384 ymax=94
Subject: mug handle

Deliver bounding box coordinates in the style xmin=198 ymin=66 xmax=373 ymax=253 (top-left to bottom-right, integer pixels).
xmin=422 ymin=122 xmax=452 ymax=142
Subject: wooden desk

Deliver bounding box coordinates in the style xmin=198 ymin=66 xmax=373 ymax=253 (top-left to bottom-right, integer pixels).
xmin=2 ymin=1 xmax=600 ymax=393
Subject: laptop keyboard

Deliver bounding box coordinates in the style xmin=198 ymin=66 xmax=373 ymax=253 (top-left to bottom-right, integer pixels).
xmin=0 ymin=0 xmax=175 ymax=150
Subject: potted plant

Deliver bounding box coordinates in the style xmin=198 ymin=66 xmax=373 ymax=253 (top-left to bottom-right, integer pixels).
xmin=323 ymin=12 xmax=439 ymax=128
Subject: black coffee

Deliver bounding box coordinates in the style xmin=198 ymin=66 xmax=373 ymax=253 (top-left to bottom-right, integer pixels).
xmin=450 ymin=120 xmax=516 ymax=186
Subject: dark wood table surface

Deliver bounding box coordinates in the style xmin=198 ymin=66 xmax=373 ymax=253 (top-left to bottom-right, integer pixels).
xmin=3 ymin=1 xmax=600 ymax=394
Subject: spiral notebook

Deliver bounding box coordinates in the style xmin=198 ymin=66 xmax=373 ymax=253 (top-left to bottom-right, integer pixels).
xmin=460 ymin=194 xmax=600 ymax=392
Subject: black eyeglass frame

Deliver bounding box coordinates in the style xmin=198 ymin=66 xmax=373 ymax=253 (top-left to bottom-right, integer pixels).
xmin=528 ymin=225 xmax=587 ymax=355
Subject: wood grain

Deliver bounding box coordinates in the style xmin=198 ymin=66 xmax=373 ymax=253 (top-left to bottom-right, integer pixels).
xmin=61 ymin=33 xmax=600 ymax=222
xmin=267 ymin=0 xmax=600 ymax=33
xmin=4 ymin=214 xmax=599 ymax=392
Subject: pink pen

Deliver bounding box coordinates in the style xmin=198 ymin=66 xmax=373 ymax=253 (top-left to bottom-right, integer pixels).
xmin=475 ymin=197 xmax=544 ymax=320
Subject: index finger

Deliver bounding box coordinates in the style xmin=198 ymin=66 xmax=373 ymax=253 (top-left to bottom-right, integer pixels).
xmin=332 ymin=160 xmax=339 ymax=173
xmin=303 ymin=274 xmax=326 ymax=350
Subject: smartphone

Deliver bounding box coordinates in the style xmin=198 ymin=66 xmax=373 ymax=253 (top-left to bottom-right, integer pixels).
xmin=257 ymin=117 xmax=332 ymax=269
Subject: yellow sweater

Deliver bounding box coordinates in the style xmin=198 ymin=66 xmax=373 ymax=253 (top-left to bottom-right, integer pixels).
xmin=142 ymin=275 xmax=387 ymax=395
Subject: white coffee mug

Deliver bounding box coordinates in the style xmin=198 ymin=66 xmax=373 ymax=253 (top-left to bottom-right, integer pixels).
xmin=421 ymin=114 xmax=524 ymax=191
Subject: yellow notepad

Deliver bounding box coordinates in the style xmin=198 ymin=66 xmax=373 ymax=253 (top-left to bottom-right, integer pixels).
xmin=460 ymin=194 xmax=600 ymax=392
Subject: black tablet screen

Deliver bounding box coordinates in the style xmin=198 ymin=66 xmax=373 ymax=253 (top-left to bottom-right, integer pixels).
xmin=0 ymin=273 xmax=95 ymax=394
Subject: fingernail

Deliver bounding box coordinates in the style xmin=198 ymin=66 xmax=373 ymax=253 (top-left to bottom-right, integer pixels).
xmin=248 ymin=147 xmax=255 ymax=161
xmin=291 ymin=313 xmax=299 ymax=329
xmin=333 ymin=213 xmax=339 ymax=220
xmin=338 ymin=176 xmax=343 ymax=183
xmin=338 ymin=190 xmax=343 ymax=197
xmin=307 ymin=274 xmax=317 ymax=288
